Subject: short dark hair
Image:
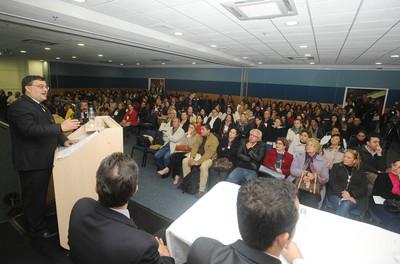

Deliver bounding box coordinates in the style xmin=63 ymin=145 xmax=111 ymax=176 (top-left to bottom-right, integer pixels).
xmin=203 ymin=124 xmax=211 ymax=131
xmin=237 ymin=178 xmax=299 ymax=251
xmin=21 ymin=75 xmax=45 ymax=94
xmin=366 ymin=133 xmax=380 ymax=142
xmin=96 ymin=152 xmax=139 ymax=207
xmin=300 ymin=129 xmax=312 ymax=138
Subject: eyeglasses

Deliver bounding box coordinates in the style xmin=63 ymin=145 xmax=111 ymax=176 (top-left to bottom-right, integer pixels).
xmin=30 ymin=84 xmax=50 ymax=90
xmin=249 ymin=133 xmax=259 ymax=138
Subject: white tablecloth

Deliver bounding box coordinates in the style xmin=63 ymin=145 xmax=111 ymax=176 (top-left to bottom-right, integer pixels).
xmin=166 ymin=182 xmax=400 ymax=264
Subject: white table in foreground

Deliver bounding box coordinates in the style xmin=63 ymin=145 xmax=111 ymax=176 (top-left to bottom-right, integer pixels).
xmin=166 ymin=181 xmax=400 ymax=264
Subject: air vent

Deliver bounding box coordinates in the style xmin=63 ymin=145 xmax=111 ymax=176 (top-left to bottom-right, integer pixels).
xmin=287 ymin=56 xmax=314 ymax=61
xmin=222 ymin=0 xmax=297 ymax=20
xmin=21 ymin=39 xmax=57 ymax=46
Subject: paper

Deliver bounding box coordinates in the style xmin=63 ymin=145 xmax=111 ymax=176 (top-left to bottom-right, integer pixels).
xmin=57 ymin=131 xmax=99 ymax=159
xmin=373 ymin=196 xmax=386 ymax=205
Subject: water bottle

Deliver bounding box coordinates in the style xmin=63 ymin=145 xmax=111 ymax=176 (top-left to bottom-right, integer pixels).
xmin=88 ymin=106 xmax=95 ymax=128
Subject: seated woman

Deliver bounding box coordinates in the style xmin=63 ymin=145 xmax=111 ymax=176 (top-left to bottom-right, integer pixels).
xmin=290 ymin=138 xmax=329 ymax=208
xmin=120 ymin=103 xmax=139 ymax=128
xmin=322 ymin=134 xmax=345 ymax=170
xmin=208 ymin=128 xmax=240 ymax=189
xmin=369 ymin=160 xmax=400 ymax=233
xmin=218 ymin=114 xmax=234 ymax=140
xmin=260 ymin=137 xmax=293 ymax=178
xmin=165 ymin=124 xmax=198 ymax=184
xmin=325 ymin=149 xmax=368 ymax=218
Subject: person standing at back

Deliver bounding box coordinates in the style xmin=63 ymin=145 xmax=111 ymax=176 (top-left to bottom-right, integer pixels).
xmin=7 ymin=75 xmax=79 ymax=238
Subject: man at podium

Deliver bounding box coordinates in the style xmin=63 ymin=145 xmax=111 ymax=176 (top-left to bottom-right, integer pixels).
xmin=7 ymin=75 xmax=80 ymax=238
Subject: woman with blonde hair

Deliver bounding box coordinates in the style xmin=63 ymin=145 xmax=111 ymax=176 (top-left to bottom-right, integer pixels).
xmin=325 ymin=149 xmax=368 ymax=218
xmin=290 ymin=138 xmax=329 ymax=208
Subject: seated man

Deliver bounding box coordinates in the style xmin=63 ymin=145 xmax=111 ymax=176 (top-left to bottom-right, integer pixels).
xmin=182 ymin=124 xmax=219 ymax=197
xmin=187 ymin=178 xmax=304 ymax=264
xmin=358 ymin=133 xmax=386 ymax=195
xmin=226 ymin=129 xmax=265 ymax=185
xmin=68 ymin=153 xmax=174 ymax=264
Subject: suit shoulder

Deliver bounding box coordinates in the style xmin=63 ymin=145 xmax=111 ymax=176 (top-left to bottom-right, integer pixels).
xmin=188 ymin=237 xmax=223 ymax=263
xmin=72 ymin=197 xmax=97 ymax=211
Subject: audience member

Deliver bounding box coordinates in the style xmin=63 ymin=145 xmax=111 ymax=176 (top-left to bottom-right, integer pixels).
xmin=182 ymin=124 xmax=219 ymax=197
xmin=326 ymin=150 xmax=368 ymax=218
xmin=227 ymin=129 xmax=265 ymax=185
xmin=261 ymin=137 xmax=293 ymax=178
xmin=322 ymin=134 xmax=345 ymax=169
xmin=290 ymin=138 xmax=329 ymax=208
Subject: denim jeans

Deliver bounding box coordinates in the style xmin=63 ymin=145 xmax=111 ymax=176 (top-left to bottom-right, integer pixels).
xmin=325 ymin=194 xmax=356 ymax=218
xmin=227 ymin=167 xmax=258 ymax=185
xmin=154 ymin=144 xmax=171 ymax=170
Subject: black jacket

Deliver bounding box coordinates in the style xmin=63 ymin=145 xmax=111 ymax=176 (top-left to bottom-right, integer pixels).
xmin=327 ymin=163 xmax=368 ymax=201
xmin=7 ymin=95 xmax=67 ymax=171
xmin=187 ymin=238 xmax=281 ymax=264
xmin=68 ymin=198 xmax=174 ymax=264
xmin=217 ymin=137 xmax=240 ymax=163
xmin=236 ymin=141 xmax=265 ymax=171
xmin=358 ymin=145 xmax=386 ymax=174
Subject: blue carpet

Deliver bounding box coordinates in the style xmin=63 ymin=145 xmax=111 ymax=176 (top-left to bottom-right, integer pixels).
xmin=124 ymin=138 xmax=199 ymax=220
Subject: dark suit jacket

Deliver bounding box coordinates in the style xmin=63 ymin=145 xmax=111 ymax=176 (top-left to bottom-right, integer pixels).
xmin=68 ymin=198 xmax=174 ymax=264
xmin=7 ymin=95 xmax=67 ymax=171
xmin=187 ymin=238 xmax=281 ymax=264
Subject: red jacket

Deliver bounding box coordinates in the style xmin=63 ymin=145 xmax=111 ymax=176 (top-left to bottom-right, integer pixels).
xmin=123 ymin=109 xmax=139 ymax=126
xmin=262 ymin=148 xmax=293 ymax=176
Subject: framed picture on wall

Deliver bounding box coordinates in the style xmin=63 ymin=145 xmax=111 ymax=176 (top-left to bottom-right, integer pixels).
xmin=343 ymin=86 xmax=389 ymax=115
xmin=148 ymin=78 xmax=166 ymax=97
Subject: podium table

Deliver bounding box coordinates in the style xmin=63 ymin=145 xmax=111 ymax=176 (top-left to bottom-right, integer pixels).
xmin=53 ymin=116 xmax=123 ymax=249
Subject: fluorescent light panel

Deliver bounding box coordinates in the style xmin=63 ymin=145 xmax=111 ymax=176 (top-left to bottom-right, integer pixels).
xmin=238 ymin=2 xmax=282 ymax=17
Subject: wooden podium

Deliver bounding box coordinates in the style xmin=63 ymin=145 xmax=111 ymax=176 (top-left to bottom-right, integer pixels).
xmin=53 ymin=116 xmax=123 ymax=249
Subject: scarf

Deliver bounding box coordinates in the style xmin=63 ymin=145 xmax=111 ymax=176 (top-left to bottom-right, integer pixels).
xmin=291 ymin=127 xmax=301 ymax=134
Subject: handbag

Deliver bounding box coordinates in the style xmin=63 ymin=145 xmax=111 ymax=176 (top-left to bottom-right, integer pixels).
xmin=175 ymin=144 xmax=191 ymax=152
xmin=295 ymin=171 xmax=320 ymax=195
xmin=384 ymin=199 xmax=400 ymax=213
xmin=212 ymin=157 xmax=233 ymax=172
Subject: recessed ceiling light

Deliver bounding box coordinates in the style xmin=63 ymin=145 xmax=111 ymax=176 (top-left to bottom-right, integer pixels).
xmin=309 ymin=62 xmax=315 ymax=65
xmin=258 ymin=62 xmax=263 ymax=65
xmin=40 ymin=60 xmax=44 ymax=62
xmin=299 ymin=45 xmax=308 ymax=49
xmin=72 ymin=56 xmax=77 ymax=59
xmin=242 ymin=56 xmax=248 ymax=59
xmin=192 ymin=62 xmax=196 ymax=65
xmin=98 ymin=54 xmax=103 ymax=57
xmin=136 ymin=62 xmax=140 ymax=66
xmin=77 ymin=43 xmax=85 ymax=47
xmin=391 ymin=54 xmax=399 ymax=58
xmin=305 ymin=53 xmax=311 ymax=57
xmin=120 ymin=63 xmax=124 ymax=66
xmin=286 ymin=20 xmax=298 ymax=26
xmin=20 ymin=50 xmax=27 ymax=53
xmin=44 ymin=47 xmax=51 ymax=51
xmin=375 ymin=62 xmax=382 ymax=65
xmin=73 ymin=0 xmax=86 ymax=2
xmin=174 ymin=32 xmax=183 ymax=36
xmin=56 ymin=57 xmax=61 ymax=60
xmin=108 ymin=60 xmax=113 ymax=63
xmin=210 ymin=44 xmax=217 ymax=48
xmin=161 ymin=62 xmax=166 ymax=65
